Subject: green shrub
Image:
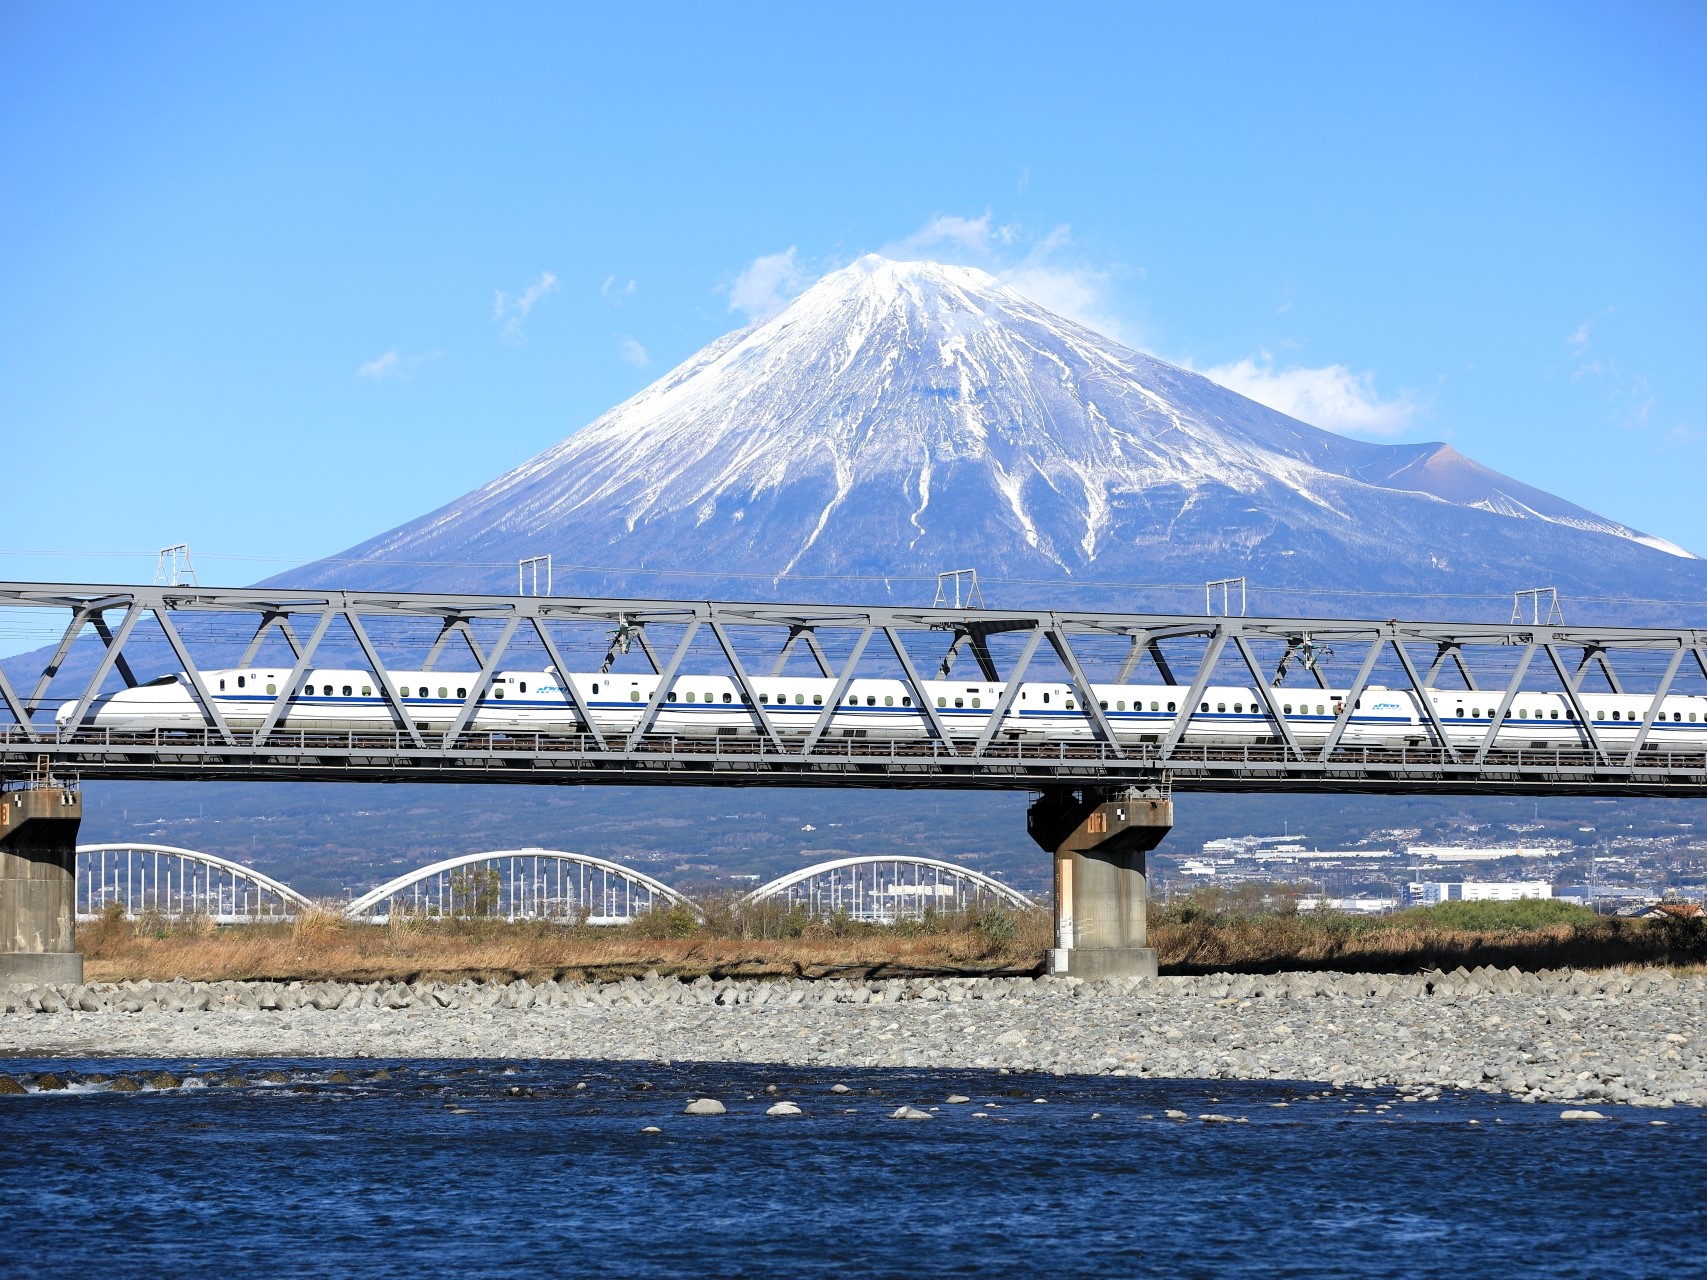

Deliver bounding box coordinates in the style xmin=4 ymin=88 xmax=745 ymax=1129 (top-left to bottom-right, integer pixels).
xmin=1408 ymin=898 xmax=1596 ymax=931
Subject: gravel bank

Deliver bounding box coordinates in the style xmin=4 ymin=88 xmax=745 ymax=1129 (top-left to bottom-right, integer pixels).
xmin=4 ymin=967 xmax=1703 ymax=1108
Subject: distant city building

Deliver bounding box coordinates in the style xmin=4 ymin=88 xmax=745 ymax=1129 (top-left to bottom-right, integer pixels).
xmin=1407 ymin=846 xmax=1556 ymax=862
xmin=1298 ymin=896 xmax=1399 ymax=914
xmin=1411 ymin=881 xmax=1553 ymax=905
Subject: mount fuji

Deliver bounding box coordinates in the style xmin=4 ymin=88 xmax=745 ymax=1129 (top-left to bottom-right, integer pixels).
xmin=284 ymin=255 xmax=1700 ymax=619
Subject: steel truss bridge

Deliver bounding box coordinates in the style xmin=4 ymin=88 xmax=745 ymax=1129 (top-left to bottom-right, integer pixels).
xmin=4 ymin=581 xmax=1707 ymax=795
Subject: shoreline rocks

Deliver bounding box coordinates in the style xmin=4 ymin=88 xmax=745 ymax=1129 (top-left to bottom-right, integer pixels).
xmin=1 ymin=967 xmax=1702 ymax=1109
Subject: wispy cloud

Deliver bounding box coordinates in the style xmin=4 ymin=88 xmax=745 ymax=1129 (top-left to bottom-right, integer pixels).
xmin=1202 ymin=354 xmax=1420 ymax=438
xmin=880 ymin=213 xmax=1130 ymax=338
xmin=493 ymin=270 xmax=559 ymax=341
xmin=602 ymin=274 xmax=637 ymax=302
xmin=356 ymin=349 xmax=440 ymax=381
xmin=886 ymin=211 xmax=1012 ymax=258
xmin=619 ymin=337 xmax=649 ymax=367
xmin=727 ymin=247 xmax=805 ymax=320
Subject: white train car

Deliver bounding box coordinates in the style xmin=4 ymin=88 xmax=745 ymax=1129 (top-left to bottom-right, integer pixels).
xmin=55 ymin=666 xmax=1707 ymax=753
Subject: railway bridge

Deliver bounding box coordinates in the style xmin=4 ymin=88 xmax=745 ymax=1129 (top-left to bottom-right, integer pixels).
xmin=3 ymin=580 xmax=1706 ymax=985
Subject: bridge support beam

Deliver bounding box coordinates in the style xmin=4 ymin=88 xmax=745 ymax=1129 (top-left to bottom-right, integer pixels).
xmin=1 ymin=781 xmax=84 ymax=986
xmin=1027 ymin=786 xmax=1171 ymax=980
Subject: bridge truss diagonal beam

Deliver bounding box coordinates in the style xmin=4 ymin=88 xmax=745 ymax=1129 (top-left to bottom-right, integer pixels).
xmin=4 ymin=580 xmax=1707 ymax=796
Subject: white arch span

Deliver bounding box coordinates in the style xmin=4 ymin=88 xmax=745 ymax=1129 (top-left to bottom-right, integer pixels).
xmin=344 ymin=848 xmax=699 ymax=920
xmin=75 ymin=843 xmax=317 ymax=918
xmin=747 ymin=855 xmax=1036 ymax=910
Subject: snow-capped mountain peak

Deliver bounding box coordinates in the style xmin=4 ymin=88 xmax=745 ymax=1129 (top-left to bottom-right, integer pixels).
xmin=285 ymin=256 xmax=1702 ymax=613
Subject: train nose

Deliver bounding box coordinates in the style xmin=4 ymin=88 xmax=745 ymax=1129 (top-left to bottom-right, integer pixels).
xmin=55 ymin=700 xmax=79 ymax=725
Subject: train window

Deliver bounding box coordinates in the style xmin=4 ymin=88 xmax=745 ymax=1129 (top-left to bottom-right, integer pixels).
xmin=722 ymin=693 xmax=732 ymax=704
xmin=901 ymin=696 xmax=912 ymax=707
xmin=630 ymin=689 xmax=641 ymax=702
xmin=758 ymin=693 xmax=768 ymax=703
xmin=847 ymin=695 xmax=858 ymax=705
xmin=954 ymin=697 xmax=964 ymax=708
xmin=794 ymin=693 xmax=804 ymax=705
xmin=1316 ymin=704 xmax=1324 ymax=716
xmin=343 ymin=685 xmax=353 ymax=697
xmin=592 ymin=683 xmax=599 ymax=695
xmin=413 ymin=686 xmax=424 ymax=698
xmin=1283 ymin=703 xmax=1292 ymax=715
xmin=667 ymin=692 xmax=678 ymax=702
xmin=884 ymin=696 xmax=894 ymax=707
xmin=1042 ymin=693 xmax=1050 ymax=705
xmin=1674 ymin=712 xmax=1683 ymax=722
xmin=1612 ymin=710 xmax=1621 ymax=720
xmin=219 ymin=679 xmax=226 ymax=691
xmin=812 ymin=695 xmax=822 ymax=706
xmin=686 ymin=691 xmax=696 ymax=703
xmin=266 ymin=683 xmax=276 ymax=695
xmin=1551 ymin=710 xmax=1559 ymax=719
xmin=1200 ymin=702 xmax=1209 ymax=713
xmin=972 ymin=697 xmax=982 ymax=708
xmin=495 ymin=688 xmax=505 ymax=699
xmin=1216 ymin=702 xmax=1226 ymax=713
xmin=362 ymin=685 xmax=372 ymax=697
xmin=1471 ymin=708 xmax=1480 ymax=717
xmin=1233 ymin=703 xmax=1243 ymax=714
xmin=437 ymin=687 xmax=447 ymax=699
xmin=937 ymin=697 xmax=947 ymax=708
xmin=1065 ymin=698 xmax=1076 ymax=710
xmin=326 ymin=685 xmax=336 ymax=697
xmin=519 ymin=682 xmax=527 ymax=693
xmin=236 ymin=676 xmax=245 ymax=689
xmin=866 ymin=695 xmax=876 ymax=706
xmin=1116 ymin=701 xmax=1125 ymax=711
xmin=457 ymin=688 xmax=466 ymax=699
xmin=1692 ymin=713 xmax=1699 ymax=722
xmin=1167 ymin=702 xmax=1176 ymax=713
xmin=1099 ymin=700 xmax=1107 ymax=711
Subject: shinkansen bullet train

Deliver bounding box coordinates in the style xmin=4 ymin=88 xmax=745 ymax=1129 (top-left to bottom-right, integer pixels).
xmin=54 ymin=665 xmax=1707 ymax=750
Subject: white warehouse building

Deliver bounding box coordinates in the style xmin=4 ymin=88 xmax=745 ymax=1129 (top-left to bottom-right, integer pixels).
xmin=1411 ymin=881 xmax=1553 ymax=905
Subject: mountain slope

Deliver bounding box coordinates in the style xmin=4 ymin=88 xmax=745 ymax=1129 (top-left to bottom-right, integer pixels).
xmin=282 ymin=255 xmax=1702 ymax=618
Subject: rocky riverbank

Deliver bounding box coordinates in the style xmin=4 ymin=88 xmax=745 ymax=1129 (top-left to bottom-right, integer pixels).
xmin=4 ymin=966 xmax=1703 ymax=1108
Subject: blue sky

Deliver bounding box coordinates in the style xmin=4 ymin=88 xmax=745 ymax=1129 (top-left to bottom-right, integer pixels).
xmin=3 ymin=1 xmax=1704 ymax=591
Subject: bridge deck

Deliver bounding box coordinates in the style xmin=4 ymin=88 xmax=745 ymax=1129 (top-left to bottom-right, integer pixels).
xmin=9 ymin=726 xmax=1707 ymax=795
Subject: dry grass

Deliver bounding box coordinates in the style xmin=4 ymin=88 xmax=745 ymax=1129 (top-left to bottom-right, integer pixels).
xmin=79 ymin=901 xmax=1054 ymax=984
xmin=1151 ymin=899 xmax=1707 ymax=975
xmin=76 ymin=894 xmax=1704 ymax=984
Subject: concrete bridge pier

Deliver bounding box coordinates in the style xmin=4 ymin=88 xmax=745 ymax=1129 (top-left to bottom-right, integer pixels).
xmin=1 ymin=779 xmax=84 ymax=986
xmin=1027 ymin=785 xmax=1172 ymax=980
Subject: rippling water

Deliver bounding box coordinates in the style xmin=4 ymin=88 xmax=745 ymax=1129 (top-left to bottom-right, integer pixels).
xmin=2 ymin=1059 xmax=1702 ymax=1278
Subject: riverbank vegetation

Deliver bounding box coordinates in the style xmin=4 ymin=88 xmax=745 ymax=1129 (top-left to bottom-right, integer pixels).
xmin=74 ymin=891 xmax=1707 ymax=984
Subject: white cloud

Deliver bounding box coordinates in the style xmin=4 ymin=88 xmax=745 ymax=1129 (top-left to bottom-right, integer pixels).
xmin=1202 ymin=355 xmax=1419 ymax=438
xmin=356 ymin=349 xmax=439 ymax=381
xmin=887 ymin=212 xmax=1007 ymax=258
xmin=620 ymin=337 xmax=649 ymax=367
xmin=602 ymin=274 xmax=637 ymax=301
xmin=357 ymin=350 xmax=400 ymax=380
xmin=492 ymin=270 xmax=559 ymax=341
xmin=727 ymin=248 xmax=804 ymax=320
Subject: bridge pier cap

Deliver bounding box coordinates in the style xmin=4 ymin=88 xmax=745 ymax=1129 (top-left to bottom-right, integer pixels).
xmin=1 ymin=768 xmax=85 ymax=987
xmin=1028 ymin=784 xmax=1171 ymax=981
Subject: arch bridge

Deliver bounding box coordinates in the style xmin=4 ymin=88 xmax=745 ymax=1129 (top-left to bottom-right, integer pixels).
xmin=343 ymin=848 xmax=697 ymax=924
xmin=747 ymin=855 xmax=1036 ymax=924
xmin=74 ymin=843 xmax=315 ymax=923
